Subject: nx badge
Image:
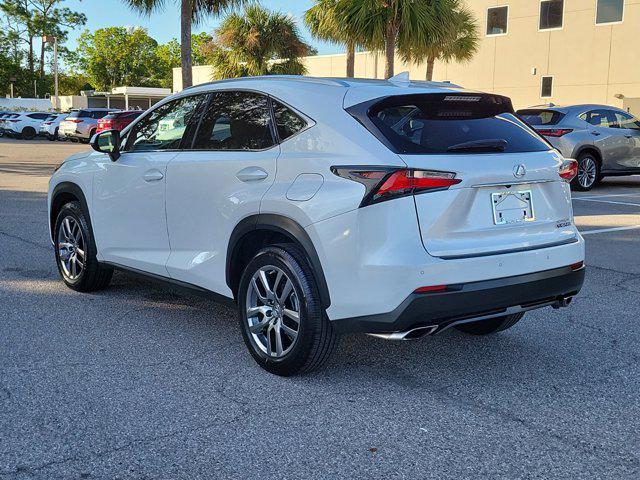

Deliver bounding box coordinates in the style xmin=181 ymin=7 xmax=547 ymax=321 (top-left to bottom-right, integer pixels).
xmin=513 ymin=164 xmax=527 ymax=179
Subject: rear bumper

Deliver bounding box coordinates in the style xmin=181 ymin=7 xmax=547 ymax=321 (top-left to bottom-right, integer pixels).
xmin=332 ymin=265 xmax=585 ymax=334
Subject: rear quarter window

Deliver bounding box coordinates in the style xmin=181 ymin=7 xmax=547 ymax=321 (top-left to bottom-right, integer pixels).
xmin=352 ymin=93 xmax=550 ymax=155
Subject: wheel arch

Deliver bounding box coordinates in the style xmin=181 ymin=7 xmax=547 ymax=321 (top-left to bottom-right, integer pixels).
xmin=50 ymin=182 xmax=92 ymax=243
xmin=226 ymin=214 xmax=331 ymax=309
xmin=573 ymin=145 xmax=602 ymax=165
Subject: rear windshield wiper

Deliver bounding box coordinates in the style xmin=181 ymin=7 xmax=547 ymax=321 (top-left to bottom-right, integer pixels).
xmin=446 ymin=139 xmax=508 ymax=153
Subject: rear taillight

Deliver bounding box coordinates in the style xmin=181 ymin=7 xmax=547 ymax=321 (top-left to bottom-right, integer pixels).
xmin=331 ymin=167 xmax=461 ymax=206
xmin=537 ymin=128 xmax=573 ymax=137
xmin=68 ymin=119 xmax=83 ymax=124
xmin=559 ymin=159 xmax=578 ymax=182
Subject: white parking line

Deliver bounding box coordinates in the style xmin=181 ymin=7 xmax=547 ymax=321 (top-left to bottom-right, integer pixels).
xmin=575 ymin=193 xmax=640 ymax=199
xmin=580 ymin=225 xmax=640 ymax=235
xmin=573 ymin=197 xmax=640 ymax=207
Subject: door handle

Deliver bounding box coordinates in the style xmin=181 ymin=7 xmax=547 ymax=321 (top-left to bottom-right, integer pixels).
xmin=624 ymin=135 xmax=633 ymax=139
xmin=590 ymin=131 xmax=601 ymax=136
xmin=143 ymin=169 xmax=164 ymax=182
xmin=236 ymin=166 xmax=268 ymax=182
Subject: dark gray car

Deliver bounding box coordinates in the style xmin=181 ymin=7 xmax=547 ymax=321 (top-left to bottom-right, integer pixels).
xmin=517 ymin=104 xmax=640 ymax=190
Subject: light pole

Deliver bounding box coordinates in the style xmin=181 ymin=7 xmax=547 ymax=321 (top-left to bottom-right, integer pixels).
xmin=42 ymin=35 xmax=59 ymax=111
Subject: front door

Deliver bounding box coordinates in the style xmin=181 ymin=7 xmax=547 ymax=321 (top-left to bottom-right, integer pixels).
xmin=91 ymin=94 xmax=205 ymax=276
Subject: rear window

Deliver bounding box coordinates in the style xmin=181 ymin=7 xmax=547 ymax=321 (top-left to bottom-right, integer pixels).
xmin=67 ymin=110 xmax=89 ymax=119
xmin=107 ymin=111 xmax=143 ymax=120
xmin=356 ymin=93 xmax=550 ymax=154
xmin=517 ymin=109 xmax=565 ymax=126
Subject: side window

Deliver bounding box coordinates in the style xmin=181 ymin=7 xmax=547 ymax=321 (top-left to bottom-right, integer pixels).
xmin=28 ymin=113 xmax=48 ymax=120
xmin=125 ymin=95 xmax=204 ymax=152
xmin=580 ymin=110 xmax=617 ymax=128
xmin=92 ymin=111 xmax=108 ymax=119
xmin=273 ymin=100 xmax=308 ymax=141
xmin=193 ymin=91 xmax=274 ymax=150
xmin=613 ymin=111 xmax=640 ymax=130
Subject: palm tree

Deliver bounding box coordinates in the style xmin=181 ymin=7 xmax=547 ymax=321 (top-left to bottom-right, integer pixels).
xmin=206 ymin=4 xmax=313 ymax=79
xmin=124 ymin=0 xmax=247 ymax=89
xmin=305 ymin=0 xmax=360 ymax=78
xmin=334 ymin=0 xmax=472 ymax=79
xmin=402 ymin=3 xmax=478 ymax=81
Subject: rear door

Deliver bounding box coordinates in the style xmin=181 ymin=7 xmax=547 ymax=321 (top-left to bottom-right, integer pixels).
xmin=612 ymin=110 xmax=640 ymax=169
xmin=165 ymin=90 xmax=279 ymax=295
xmin=363 ymin=93 xmax=577 ymax=259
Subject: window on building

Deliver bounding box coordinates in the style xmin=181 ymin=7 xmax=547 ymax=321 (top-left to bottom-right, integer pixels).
xmin=539 ymin=0 xmax=564 ymax=30
xmin=596 ymin=0 xmax=624 ymax=24
xmin=541 ymin=76 xmax=553 ymax=98
xmin=486 ymin=6 xmax=508 ymax=36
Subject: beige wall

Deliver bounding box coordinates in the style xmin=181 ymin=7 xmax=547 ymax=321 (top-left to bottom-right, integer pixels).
xmin=57 ymin=96 xmax=88 ymax=111
xmin=174 ymin=0 xmax=640 ymax=114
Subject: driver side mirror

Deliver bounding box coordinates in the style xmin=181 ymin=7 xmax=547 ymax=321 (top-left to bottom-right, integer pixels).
xmin=91 ymin=129 xmax=121 ymax=161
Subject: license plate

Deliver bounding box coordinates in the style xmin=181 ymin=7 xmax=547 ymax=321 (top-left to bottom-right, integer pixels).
xmin=491 ymin=190 xmax=534 ymax=225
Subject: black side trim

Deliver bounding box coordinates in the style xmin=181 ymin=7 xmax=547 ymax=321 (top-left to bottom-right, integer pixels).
xmin=50 ymin=182 xmax=92 ymax=243
xmin=333 ymin=265 xmax=585 ymax=334
xmin=226 ymin=214 xmax=331 ymax=308
xmin=104 ymin=262 xmax=236 ymax=307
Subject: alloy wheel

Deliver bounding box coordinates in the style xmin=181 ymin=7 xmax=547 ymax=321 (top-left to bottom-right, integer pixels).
xmin=57 ymin=216 xmax=86 ymax=280
xmin=245 ymin=265 xmax=300 ymax=358
xmin=577 ymin=156 xmax=597 ymax=188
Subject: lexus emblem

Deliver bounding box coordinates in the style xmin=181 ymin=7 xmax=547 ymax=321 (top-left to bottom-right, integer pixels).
xmin=513 ymin=164 xmax=527 ymax=179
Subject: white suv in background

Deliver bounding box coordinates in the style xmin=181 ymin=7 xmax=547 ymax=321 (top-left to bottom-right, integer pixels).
xmin=48 ymin=76 xmax=585 ymax=375
xmin=4 ymin=111 xmax=51 ymax=139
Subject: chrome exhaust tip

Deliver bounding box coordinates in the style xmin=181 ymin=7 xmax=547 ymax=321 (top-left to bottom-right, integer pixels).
xmin=367 ymin=325 xmax=438 ymax=341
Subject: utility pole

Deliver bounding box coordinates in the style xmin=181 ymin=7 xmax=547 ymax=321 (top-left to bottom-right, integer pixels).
xmin=42 ymin=35 xmax=59 ymax=110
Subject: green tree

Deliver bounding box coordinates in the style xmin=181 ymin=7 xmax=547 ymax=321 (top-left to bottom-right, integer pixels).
xmin=0 ymin=0 xmax=86 ymax=94
xmin=73 ymin=27 xmax=168 ymax=90
xmin=206 ymin=4 xmax=313 ymax=79
xmin=401 ymin=2 xmax=478 ymax=81
xmin=305 ymin=0 xmax=362 ymax=78
xmin=123 ymin=0 xmax=247 ymax=89
xmin=333 ymin=0 xmax=463 ymax=79
xmin=156 ymin=32 xmax=213 ymax=69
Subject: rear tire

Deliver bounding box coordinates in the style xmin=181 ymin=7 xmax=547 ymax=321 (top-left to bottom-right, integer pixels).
xmin=455 ymin=312 xmax=525 ymax=335
xmin=572 ymin=152 xmax=600 ymax=191
xmin=237 ymin=245 xmax=337 ymax=376
xmin=54 ymin=201 xmax=113 ymax=292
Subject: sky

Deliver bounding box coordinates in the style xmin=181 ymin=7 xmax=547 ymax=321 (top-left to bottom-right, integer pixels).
xmin=63 ymin=0 xmax=342 ymax=55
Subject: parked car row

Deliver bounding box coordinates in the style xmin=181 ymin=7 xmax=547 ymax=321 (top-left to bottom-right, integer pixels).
xmin=0 ymin=108 xmax=145 ymax=142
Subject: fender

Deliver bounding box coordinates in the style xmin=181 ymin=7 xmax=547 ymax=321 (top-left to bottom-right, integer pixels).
xmin=572 ymin=144 xmax=602 ymax=163
xmin=226 ymin=214 xmax=331 ymax=309
xmin=50 ymin=182 xmax=92 ymax=242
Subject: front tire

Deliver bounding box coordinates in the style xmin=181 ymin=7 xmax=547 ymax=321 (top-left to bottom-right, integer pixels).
xmin=572 ymin=152 xmax=600 ymax=191
xmin=54 ymin=201 xmax=113 ymax=292
xmin=237 ymin=245 xmax=337 ymax=376
xmin=455 ymin=312 xmax=524 ymax=335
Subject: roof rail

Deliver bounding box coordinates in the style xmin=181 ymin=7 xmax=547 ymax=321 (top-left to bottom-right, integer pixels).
xmin=183 ymin=75 xmax=351 ymax=91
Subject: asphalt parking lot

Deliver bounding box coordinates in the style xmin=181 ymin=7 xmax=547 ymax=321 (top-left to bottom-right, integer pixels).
xmin=1 ymin=137 xmax=639 ymax=479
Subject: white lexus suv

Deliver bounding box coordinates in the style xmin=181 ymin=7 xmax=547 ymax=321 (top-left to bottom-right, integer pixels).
xmin=48 ymin=76 xmax=585 ymax=375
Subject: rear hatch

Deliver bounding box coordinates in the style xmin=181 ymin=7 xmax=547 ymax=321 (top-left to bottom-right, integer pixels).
xmin=355 ymin=93 xmax=577 ymax=259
